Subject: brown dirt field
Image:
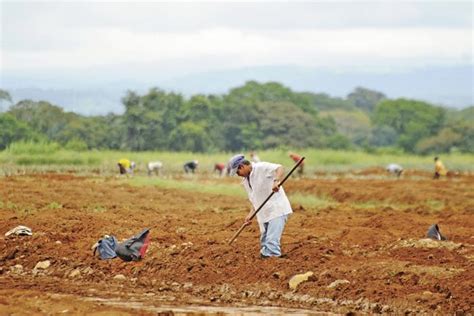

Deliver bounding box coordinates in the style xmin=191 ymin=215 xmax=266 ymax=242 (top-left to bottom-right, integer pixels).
xmin=0 ymin=173 xmax=473 ymax=315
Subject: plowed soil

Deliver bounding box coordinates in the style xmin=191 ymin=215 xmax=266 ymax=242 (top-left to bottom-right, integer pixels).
xmin=1 ymin=172 xmax=473 ymax=315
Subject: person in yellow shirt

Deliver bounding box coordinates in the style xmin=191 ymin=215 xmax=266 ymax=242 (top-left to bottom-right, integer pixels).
xmin=433 ymin=156 xmax=447 ymax=179
xmin=118 ymin=158 xmax=136 ymax=176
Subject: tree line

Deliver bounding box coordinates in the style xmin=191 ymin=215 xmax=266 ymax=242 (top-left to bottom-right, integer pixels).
xmin=0 ymin=82 xmax=472 ymax=153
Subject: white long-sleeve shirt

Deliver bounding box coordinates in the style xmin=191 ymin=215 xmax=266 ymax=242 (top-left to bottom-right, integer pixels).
xmin=242 ymin=162 xmax=293 ymax=230
xmin=386 ymin=163 xmax=403 ymax=174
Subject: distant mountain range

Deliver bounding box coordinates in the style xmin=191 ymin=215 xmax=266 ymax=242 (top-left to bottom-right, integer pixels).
xmin=3 ymin=64 xmax=472 ymax=115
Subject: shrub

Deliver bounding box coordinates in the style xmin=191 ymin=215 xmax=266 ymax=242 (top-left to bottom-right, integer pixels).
xmin=7 ymin=141 xmax=60 ymax=155
xmin=64 ymin=138 xmax=88 ymax=151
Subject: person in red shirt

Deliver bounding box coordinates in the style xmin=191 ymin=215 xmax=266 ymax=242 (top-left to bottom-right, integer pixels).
xmin=214 ymin=162 xmax=227 ymax=176
xmin=289 ymin=152 xmax=304 ymax=176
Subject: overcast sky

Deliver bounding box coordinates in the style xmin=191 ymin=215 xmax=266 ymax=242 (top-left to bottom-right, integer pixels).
xmin=1 ymin=1 xmax=472 ymax=80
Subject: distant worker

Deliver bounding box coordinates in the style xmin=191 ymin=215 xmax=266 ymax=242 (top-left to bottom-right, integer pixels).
xmin=434 ymin=157 xmax=447 ymax=179
xmin=147 ymin=161 xmax=163 ymax=176
xmin=289 ymin=152 xmax=304 ymax=176
xmin=117 ymin=158 xmax=136 ymax=176
xmin=386 ymin=163 xmax=403 ymax=178
xmin=214 ymin=162 xmax=227 ymax=176
xmin=184 ymin=160 xmax=199 ymax=174
xmin=249 ymin=151 xmax=261 ymax=163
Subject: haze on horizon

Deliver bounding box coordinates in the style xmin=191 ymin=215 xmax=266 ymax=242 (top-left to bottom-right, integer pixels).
xmin=1 ymin=1 xmax=472 ymax=114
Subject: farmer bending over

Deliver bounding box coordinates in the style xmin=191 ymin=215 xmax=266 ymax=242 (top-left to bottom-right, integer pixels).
xmin=228 ymin=154 xmax=292 ymax=259
xmin=147 ymin=161 xmax=163 ymax=176
xmin=117 ymin=158 xmax=136 ymax=176
xmin=214 ymin=162 xmax=227 ymax=176
xmin=184 ymin=160 xmax=199 ymax=174
xmin=386 ymin=163 xmax=403 ymax=178
xmin=289 ymin=152 xmax=304 ymax=176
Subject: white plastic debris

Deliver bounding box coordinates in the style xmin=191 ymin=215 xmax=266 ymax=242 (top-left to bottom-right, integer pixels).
xmin=5 ymin=225 xmax=33 ymax=237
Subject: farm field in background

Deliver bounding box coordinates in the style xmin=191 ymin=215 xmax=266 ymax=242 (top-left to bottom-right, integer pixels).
xmin=1 ymin=145 xmax=474 ymax=176
xmin=0 ymin=165 xmax=473 ymax=314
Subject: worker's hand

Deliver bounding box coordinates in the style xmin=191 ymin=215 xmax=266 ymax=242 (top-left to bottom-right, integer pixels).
xmin=272 ymin=180 xmax=280 ymax=192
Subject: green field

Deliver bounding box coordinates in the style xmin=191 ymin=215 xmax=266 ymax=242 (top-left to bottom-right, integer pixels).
xmin=1 ymin=141 xmax=473 ymax=176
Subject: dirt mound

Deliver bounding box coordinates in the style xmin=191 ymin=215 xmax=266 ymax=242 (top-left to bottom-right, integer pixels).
xmin=286 ymin=175 xmax=474 ymax=212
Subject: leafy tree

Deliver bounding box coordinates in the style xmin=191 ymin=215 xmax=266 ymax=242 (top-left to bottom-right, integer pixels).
xmin=0 ymin=89 xmax=12 ymax=102
xmin=122 ymin=90 xmax=146 ymax=150
xmin=221 ymin=81 xmax=337 ymax=151
xmin=5 ymin=81 xmax=461 ymax=154
xmin=182 ymin=95 xmax=215 ymax=122
xmin=169 ymin=121 xmax=212 ymax=152
xmin=221 ymin=92 xmax=263 ymax=151
xmin=57 ymin=114 xmax=124 ymax=149
xmin=444 ymin=106 xmax=474 ymax=153
xmin=347 ymin=87 xmax=386 ymax=112
xmin=0 ymin=89 xmax=13 ymax=112
xmin=325 ymin=134 xmax=352 ymax=150
xmin=8 ymin=100 xmax=78 ymax=142
xmin=220 ymin=106 xmax=263 ymax=151
xmin=142 ymin=88 xmax=184 ymax=149
xmin=64 ymin=138 xmax=88 ymax=151
xmin=97 ymin=114 xmax=125 ymax=150
xmin=369 ymin=125 xmax=398 ymax=147
xmin=415 ymin=128 xmax=463 ymax=154
xmin=445 ymin=106 xmax=474 ymax=123
xmin=122 ymin=88 xmax=184 ymax=150
xmin=322 ymin=110 xmax=371 ymax=146
xmin=302 ymin=92 xmax=356 ymax=111
xmin=373 ymin=99 xmax=445 ymax=152
xmin=454 ymin=122 xmax=474 ymax=153
xmin=0 ymin=113 xmax=37 ymax=150
xmin=226 ymin=81 xmax=316 ymax=114
xmin=179 ymin=94 xmax=226 ymax=151
xmin=256 ymin=101 xmax=334 ymax=149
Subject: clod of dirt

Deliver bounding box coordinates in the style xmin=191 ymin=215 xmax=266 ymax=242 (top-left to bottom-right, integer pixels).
xmin=272 ymin=271 xmax=286 ymax=279
xmin=327 ymin=279 xmax=350 ymax=289
xmin=82 ymin=267 xmax=94 ymax=275
xmin=34 ymin=260 xmax=51 ymax=270
xmin=113 ymin=274 xmax=127 ymax=281
xmin=394 ymin=238 xmax=463 ymax=250
xmin=9 ymin=264 xmax=24 ymax=275
xmin=2 ymin=248 xmax=19 ymax=261
xmin=68 ymin=269 xmax=81 ymax=278
xmin=288 ymin=271 xmax=314 ymax=290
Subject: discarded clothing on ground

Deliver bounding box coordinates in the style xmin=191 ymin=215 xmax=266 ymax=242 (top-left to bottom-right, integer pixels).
xmin=93 ymin=228 xmax=150 ymax=262
xmin=5 ymin=225 xmax=33 ymax=237
xmin=92 ymin=235 xmax=118 ymax=259
xmin=115 ymin=229 xmax=151 ymax=261
xmin=427 ymin=224 xmax=446 ymax=241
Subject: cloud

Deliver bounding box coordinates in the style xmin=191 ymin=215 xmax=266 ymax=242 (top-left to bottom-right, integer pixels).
xmin=1 ymin=1 xmax=472 ymax=75
xmin=2 ymin=27 xmax=471 ymax=72
xmin=2 ymin=1 xmax=472 ymax=33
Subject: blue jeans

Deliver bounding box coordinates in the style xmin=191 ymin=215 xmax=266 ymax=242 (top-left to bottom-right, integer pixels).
xmin=260 ymin=214 xmax=289 ymax=257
